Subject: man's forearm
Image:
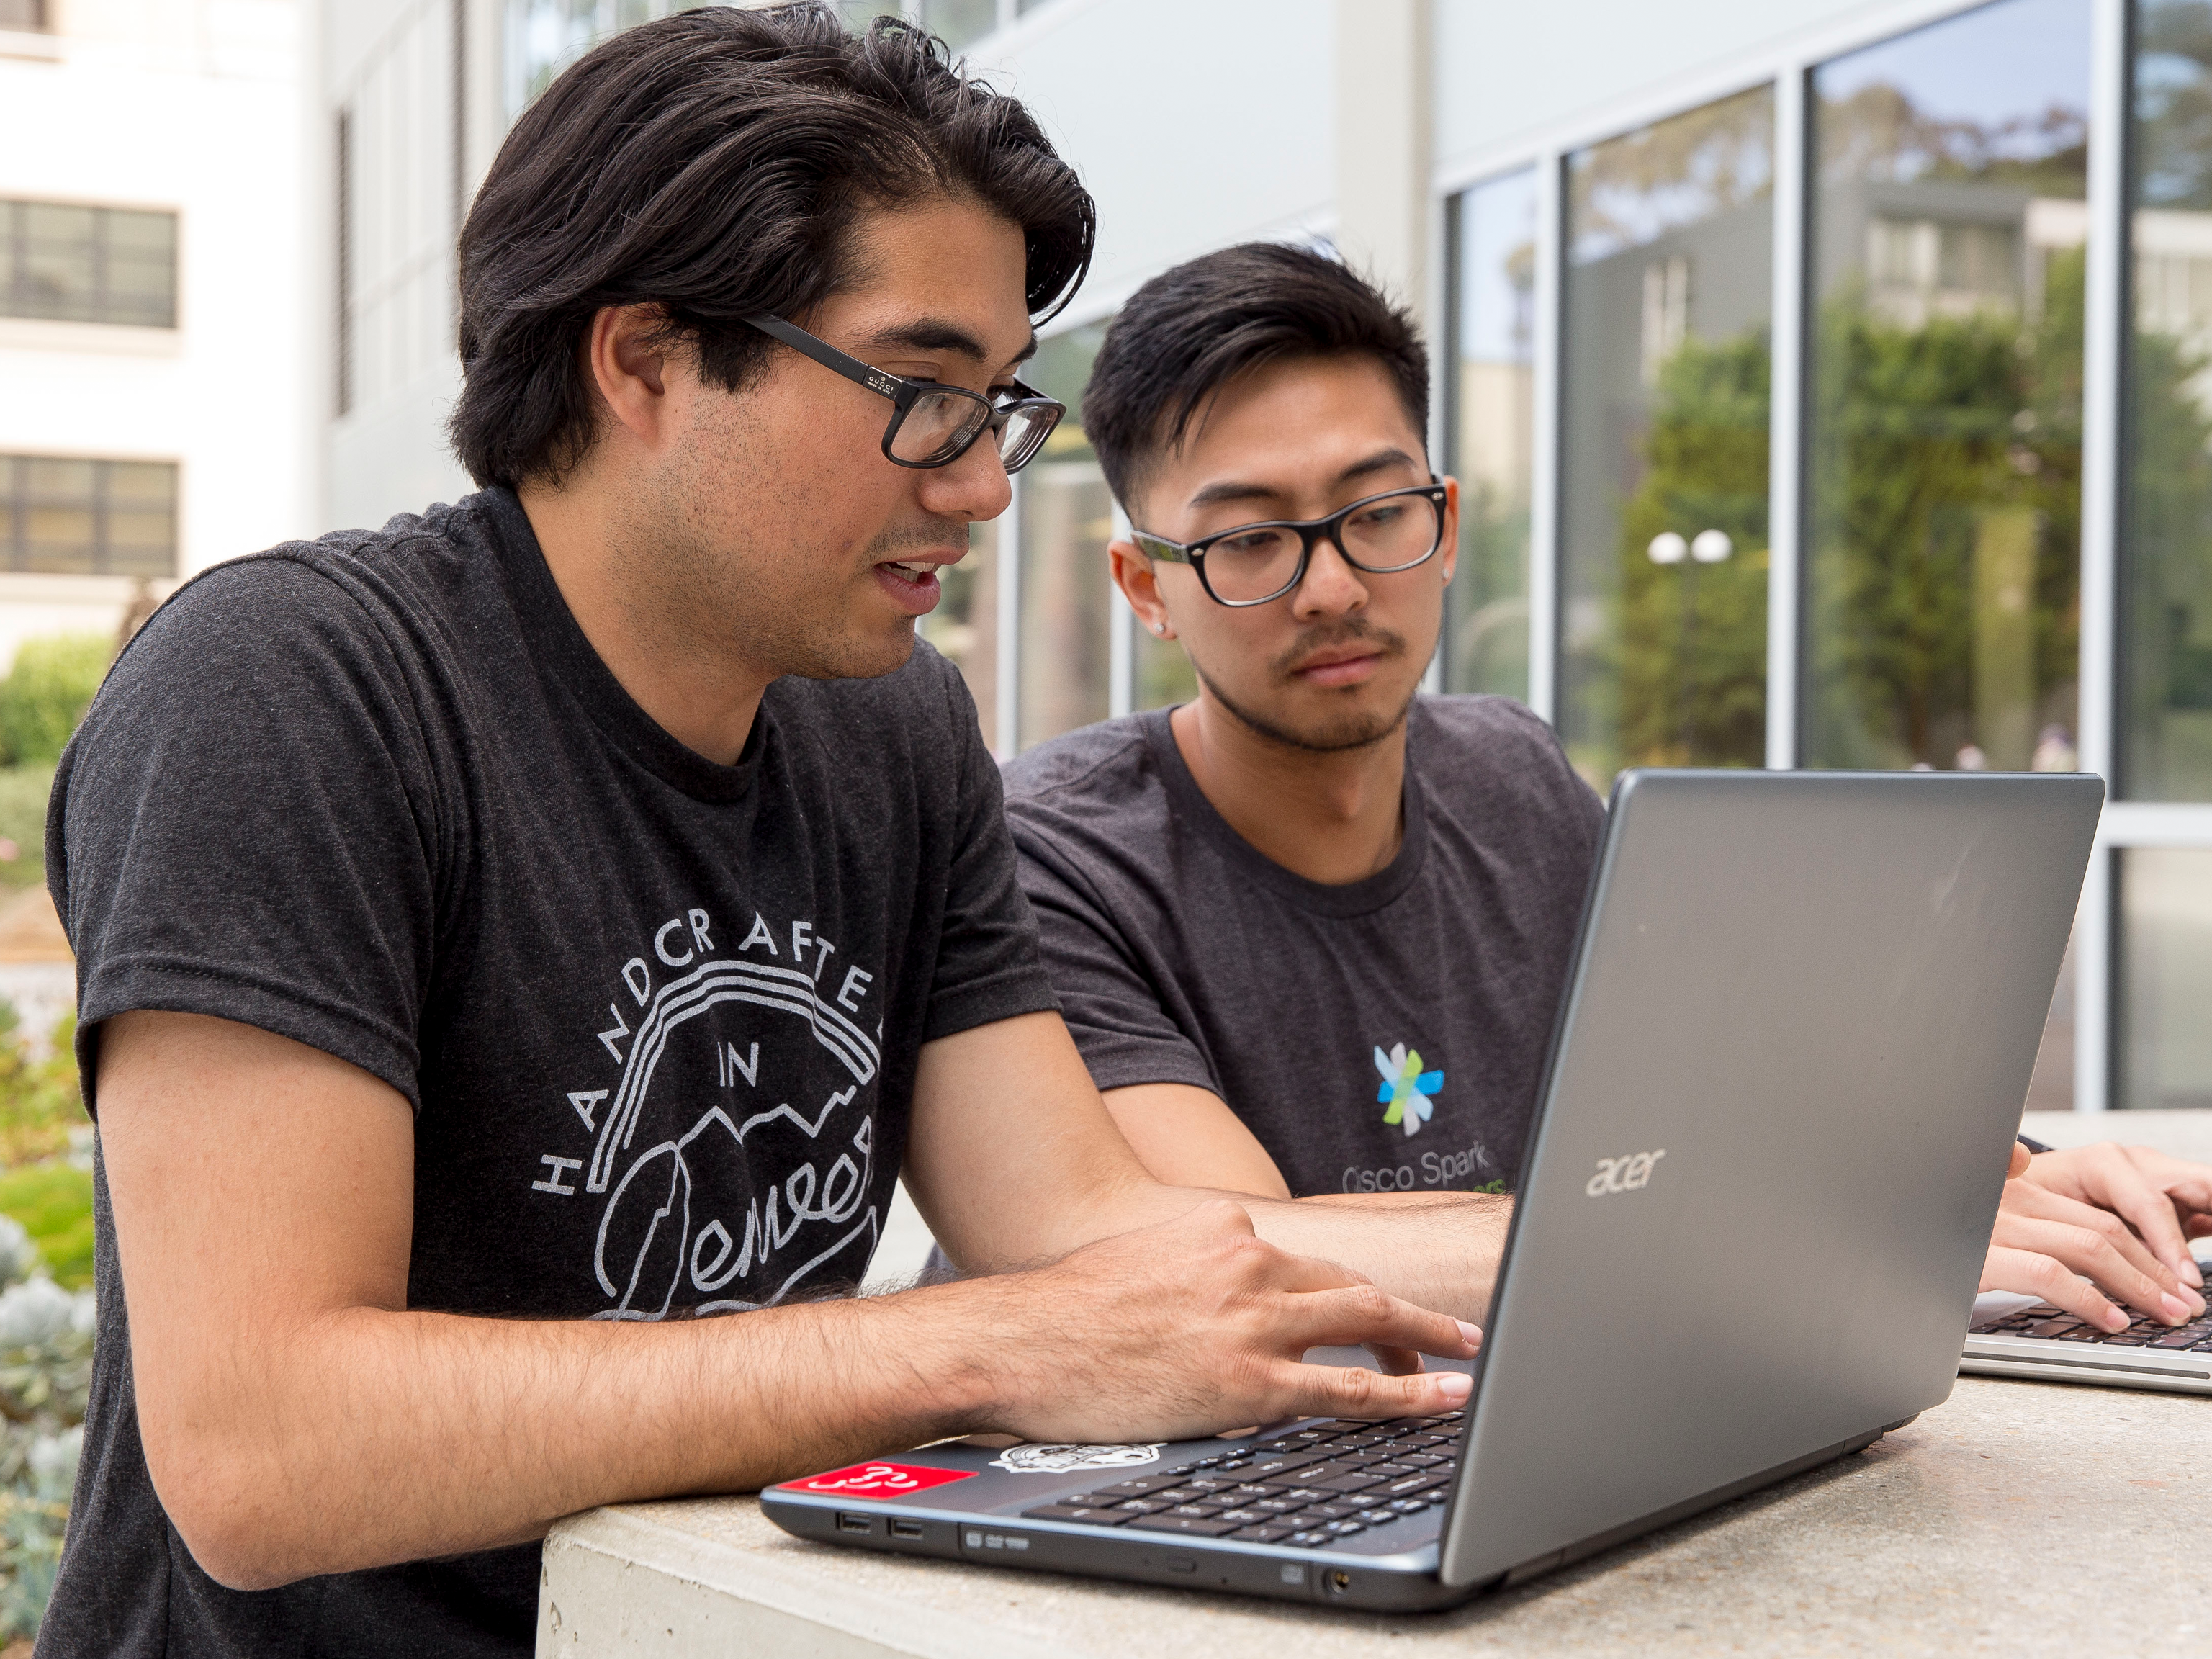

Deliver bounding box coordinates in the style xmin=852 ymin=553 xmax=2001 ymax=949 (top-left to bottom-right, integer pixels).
xmin=161 ymin=1286 xmax=1001 ymax=1588
xmin=1037 ymin=1174 xmax=1511 ymax=1326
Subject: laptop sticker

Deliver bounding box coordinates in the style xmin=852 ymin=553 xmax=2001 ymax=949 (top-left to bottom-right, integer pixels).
xmin=783 ymin=1461 xmax=976 ymax=1497
xmin=989 ymin=1443 xmax=1164 ymax=1474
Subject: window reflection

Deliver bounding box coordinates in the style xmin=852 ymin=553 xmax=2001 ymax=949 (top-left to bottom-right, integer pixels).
xmin=2127 ymin=0 xmax=2212 ymax=799
xmin=1133 ymin=603 xmax=1199 ymax=711
xmin=2119 ymin=849 xmax=2212 ymax=1107
xmin=1018 ymin=323 xmax=1114 ymax=749
xmin=1561 ymin=87 xmax=1773 ymax=786
xmin=1445 ymin=168 xmax=1536 ymax=701
xmin=917 ymin=518 xmax=999 ymax=745
xmin=1805 ymin=0 xmax=2090 ymax=773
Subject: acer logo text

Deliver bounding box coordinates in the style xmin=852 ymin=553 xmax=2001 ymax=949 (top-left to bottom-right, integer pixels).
xmin=1586 ymin=1150 xmax=1665 ymax=1196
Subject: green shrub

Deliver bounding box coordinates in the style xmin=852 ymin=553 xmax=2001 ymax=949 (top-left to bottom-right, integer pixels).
xmin=0 ymin=638 xmax=109 ymax=769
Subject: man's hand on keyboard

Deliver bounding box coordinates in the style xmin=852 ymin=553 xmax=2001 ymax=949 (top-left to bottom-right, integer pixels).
xmin=2018 ymin=1141 xmax=2212 ymax=1290
xmin=1983 ymin=1143 xmax=2207 ymax=1331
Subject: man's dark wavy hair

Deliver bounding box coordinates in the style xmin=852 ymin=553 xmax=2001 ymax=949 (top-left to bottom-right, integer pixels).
xmin=1082 ymin=243 xmax=1428 ymax=513
xmin=449 ymin=4 xmax=1095 ymax=488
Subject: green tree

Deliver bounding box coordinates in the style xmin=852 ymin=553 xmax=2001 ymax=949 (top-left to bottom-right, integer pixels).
xmin=1612 ymin=329 xmax=1771 ymax=767
xmin=1806 ymin=252 xmax=2085 ymax=768
xmin=0 ymin=638 xmax=109 ymax=769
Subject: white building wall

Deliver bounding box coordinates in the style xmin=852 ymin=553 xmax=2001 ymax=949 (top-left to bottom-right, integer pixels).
xmin=0 ymin=0 xmax=313 ymax=670
xmin=963 ymin=0 xmax=1335 ymax=317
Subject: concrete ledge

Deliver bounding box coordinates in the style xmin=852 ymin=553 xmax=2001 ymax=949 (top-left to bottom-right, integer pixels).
xmin=539 ymin=1376 xmax=2212 ymax=1658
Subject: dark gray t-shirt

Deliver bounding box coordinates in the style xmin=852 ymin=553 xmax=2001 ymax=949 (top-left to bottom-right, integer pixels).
xmin=40 ymin=487 xmax=1056 ymax=1658
xmin=1002 ymin=700 xmax=1604 ymax=1197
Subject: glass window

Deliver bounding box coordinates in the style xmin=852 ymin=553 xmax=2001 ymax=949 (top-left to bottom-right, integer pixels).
xmin=917 ymin=0 xmax=997 ymax=48
xmin=1 ymin=457 xmax=178 ymax=577
xmin=2126 ymin=1 xmax=2212 ymax=799
xmin=1 ymin=200 xmax=177 ymax=328
xmin=2118 ymin=849 xmax=2212 ymax=1108
xmin=1445 ymin=168 xmax=1537 ymax=701
xmin=1017 ymin=322 xmax=1115 ymax=749
xmin=917 ymin=518 xmax=1001 ymax=745
xmin=1805 ymin=0 xmax=2090 ymax=773
xmin=1560 ymin=88 xmax=1773 ymax=787
xmin=505 ymin=0 xmax=709 ymax=114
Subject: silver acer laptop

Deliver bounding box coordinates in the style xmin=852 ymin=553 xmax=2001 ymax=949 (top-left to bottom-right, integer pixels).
xmin=764 ymin=770 xmax=2103 ymax=1610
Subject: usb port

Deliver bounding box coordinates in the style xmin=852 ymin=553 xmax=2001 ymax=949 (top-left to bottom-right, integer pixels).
xmin=836 ymin=1513 xmax=873 ymax=1535
xmin=889 ymin=1519 xmax=925 ymax=1541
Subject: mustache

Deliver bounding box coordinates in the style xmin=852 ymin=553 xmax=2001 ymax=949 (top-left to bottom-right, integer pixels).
xmin=864 ymin=516 xmax=974 ymax=562
xmin=1270 ymin=619 xmax=1408 ymax=679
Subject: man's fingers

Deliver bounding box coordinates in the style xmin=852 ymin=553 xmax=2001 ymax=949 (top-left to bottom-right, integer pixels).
xmin=1995 ymin=1214 xmax=2189 ymax=1323
xmin=1270 ymin=1355 xmax=1473 ymax=1422
xmin=1280 ymin=1282 xmax=1480 ymax=1360
xmin=1997 ymin=1182 xmax=2197 ymax=1319
xmin=2074 ymin=1147 xmax=2204 ymax=1292
xmin=1982 ymin=1245 xmax=2127 ymax=1331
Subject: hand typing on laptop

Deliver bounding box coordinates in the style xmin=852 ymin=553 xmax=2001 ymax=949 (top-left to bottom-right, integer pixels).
xmin=1982 ymin=1141 xmax=2210 ymax=1331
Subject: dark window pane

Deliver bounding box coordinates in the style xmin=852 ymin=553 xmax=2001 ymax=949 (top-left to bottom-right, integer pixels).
xmin=2118 ymin=849 xmax=2212 ymax=1107
xmin=2125 ymin=0 xmax=2212 ymax=799
xmin=1805 ymin=0 xmax=2090 ymax=773
xmin=1561 ymin=86 xmax=1773 ymax=787
xmin=0 ymin=457 xmax=176 ymax=577
xmin=1445 ymin=168 xmax=1536 ymax=701
xmin=1 ymin=199 xmax=177 ymax=328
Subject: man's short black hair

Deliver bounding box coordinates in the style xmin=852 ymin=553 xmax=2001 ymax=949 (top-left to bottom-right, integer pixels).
xmin=450 ymin=4 xmax=1094 ymax=488
xmin=1082 ymin=243 xmax=1429 ymax=516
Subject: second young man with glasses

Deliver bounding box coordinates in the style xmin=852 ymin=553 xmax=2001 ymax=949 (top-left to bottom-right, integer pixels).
xmin=1003 ymin=242 xmax=2212 ymax=1333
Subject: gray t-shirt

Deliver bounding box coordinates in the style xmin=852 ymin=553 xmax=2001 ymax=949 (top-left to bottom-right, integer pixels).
xmin=41 ymin=487 xmax=1056 ymax=1658
xmin=1002 ymin=699 xmax=1604 ymax=1197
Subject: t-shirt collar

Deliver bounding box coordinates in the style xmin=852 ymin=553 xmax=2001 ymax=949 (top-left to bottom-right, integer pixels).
xmin=473 ymin=485 xmax=766 ymax=804
xmin=1141 ymin=703 xmax=1431 ymax=918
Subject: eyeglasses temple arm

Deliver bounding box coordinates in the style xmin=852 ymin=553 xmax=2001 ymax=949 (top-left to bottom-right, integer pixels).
xmin=1130 ymin=532 xmax=1192 ymax=565
xmin=745 ymin=313 xmax=901 ymax=405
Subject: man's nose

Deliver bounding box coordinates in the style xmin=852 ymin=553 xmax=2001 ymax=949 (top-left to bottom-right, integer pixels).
xmin=1290 ymin=534 xmax=1369 ymax=619
xmin=918 ymin=435 xmax=1013 ymax=523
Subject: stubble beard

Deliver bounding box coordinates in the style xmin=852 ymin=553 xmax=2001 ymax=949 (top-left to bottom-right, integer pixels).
xmin=624 ymin=410 xmax=942 ymax=685
xmin=1193 ymin=620 xmax=1421 ymax=755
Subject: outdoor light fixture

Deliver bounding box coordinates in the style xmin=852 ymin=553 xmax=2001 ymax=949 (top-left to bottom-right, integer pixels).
xmin=1647 ymin=531 xmax=1688 ymax=565
xmin=1691 ymin=529 xmax=1732 ymax=563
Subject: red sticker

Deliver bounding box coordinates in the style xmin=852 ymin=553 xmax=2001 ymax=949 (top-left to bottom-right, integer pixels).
xmin=783 ymin=1461 xmax=976 ymax=1498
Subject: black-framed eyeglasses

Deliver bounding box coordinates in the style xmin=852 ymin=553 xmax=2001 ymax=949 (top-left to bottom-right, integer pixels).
xmin=1131 ymin=485 xmax=1449 ymax=607
xmin=744 ymin=313 xmax=1065 ymax=472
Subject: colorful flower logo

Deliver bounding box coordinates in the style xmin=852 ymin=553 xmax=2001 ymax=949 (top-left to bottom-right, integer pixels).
xmin=1374 ymin=1043 xmax=1444 ymax=1137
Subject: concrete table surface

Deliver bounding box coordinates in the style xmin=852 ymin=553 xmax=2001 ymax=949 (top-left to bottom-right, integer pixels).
xmin=540 ymin=1112 xmax=2212 ymax=1658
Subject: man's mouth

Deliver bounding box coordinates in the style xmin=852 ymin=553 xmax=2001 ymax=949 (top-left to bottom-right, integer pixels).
xmin=1289 ymin=644 xmax=1387 ymax=687
xmin=871 ymin=554 xmax=956 ymax=617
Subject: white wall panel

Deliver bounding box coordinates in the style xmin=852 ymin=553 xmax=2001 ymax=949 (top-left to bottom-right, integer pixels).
xmin=967 ymin=0 xmax=1335 ymax=308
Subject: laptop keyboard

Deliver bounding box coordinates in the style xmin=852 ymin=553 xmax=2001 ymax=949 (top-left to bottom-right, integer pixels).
xmin=1019 ymin=1412 xmax=1465 ymax=1549
xmin=1970 ymin=1302 xmax=2212 ymax=1350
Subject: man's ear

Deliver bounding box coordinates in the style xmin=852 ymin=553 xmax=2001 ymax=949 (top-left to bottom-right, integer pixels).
xmin=584 ymin=304 xmax=680 ymax=451
xmin=1109 ymin=541 xmax=1175 ymax=639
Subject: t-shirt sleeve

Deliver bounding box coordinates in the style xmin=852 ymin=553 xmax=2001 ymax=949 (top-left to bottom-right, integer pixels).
xmin=52 ymin=557 xmax=439 ymax=1112
xmin=1007 ymin=810 xmax=1220 ymax=1099
xmin=919 ymin=673 xmax=1061 ymax=1042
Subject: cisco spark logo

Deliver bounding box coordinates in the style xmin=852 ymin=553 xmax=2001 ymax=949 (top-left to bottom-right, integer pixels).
xmin=1585 ymin=1149 xmax=1666 ymax=1197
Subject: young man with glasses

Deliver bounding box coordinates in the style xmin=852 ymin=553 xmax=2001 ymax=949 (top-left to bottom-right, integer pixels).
xmin=39 ymin=18 xmax=1496 ymax=1657
xmin=1003 ymin=241 xmax=2212 ymax=1339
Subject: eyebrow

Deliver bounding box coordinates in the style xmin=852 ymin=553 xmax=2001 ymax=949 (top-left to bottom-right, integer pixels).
xmin=859 ymin=318 xmax=1039 ymax=373
xmin=1185 ymin=446 xmax=1424 ymax=511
